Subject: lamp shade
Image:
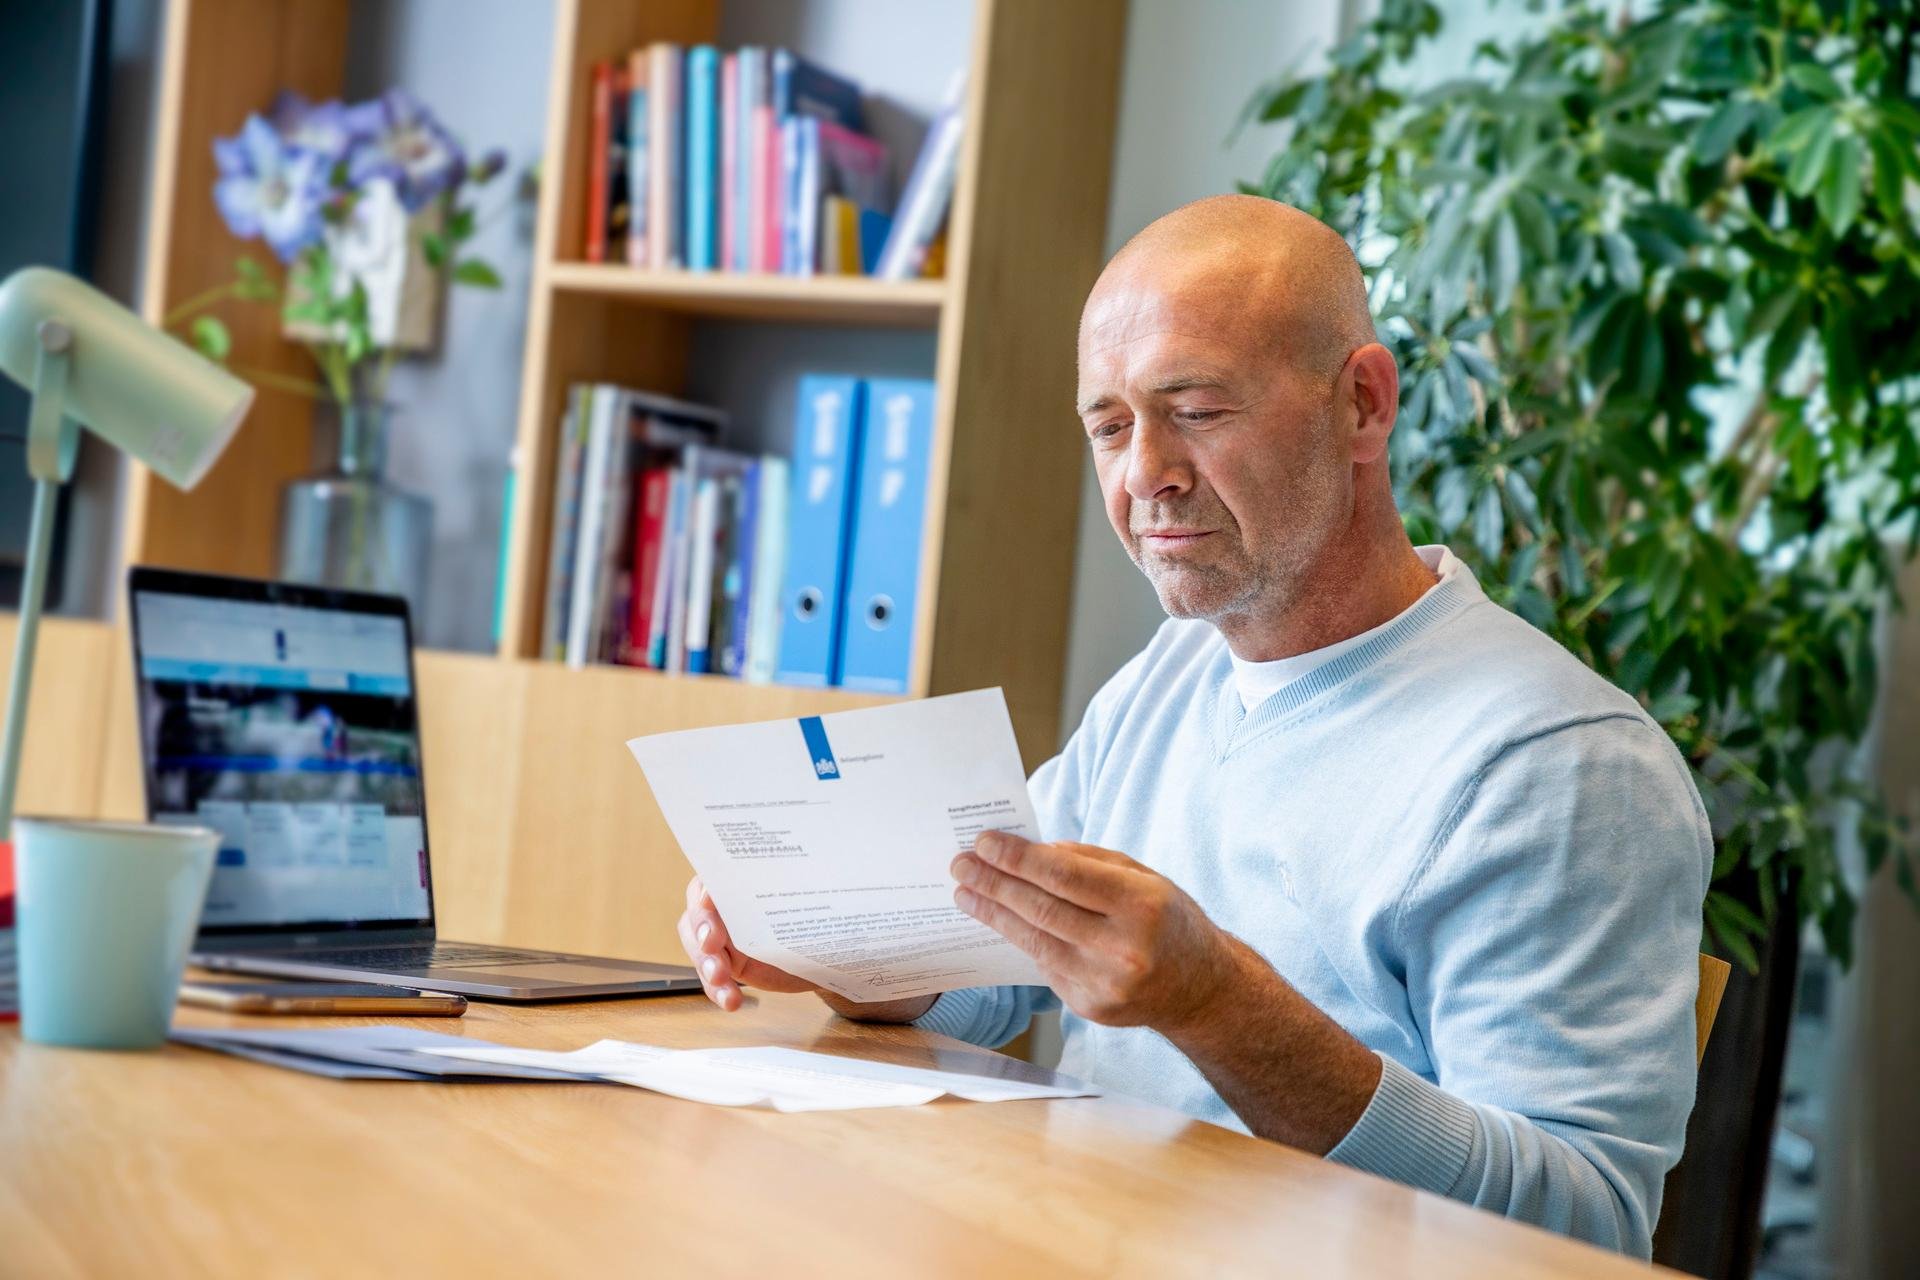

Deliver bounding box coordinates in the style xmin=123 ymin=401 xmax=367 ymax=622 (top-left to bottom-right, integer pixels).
xmin=0 ymin=267 xmax=253 ymax=490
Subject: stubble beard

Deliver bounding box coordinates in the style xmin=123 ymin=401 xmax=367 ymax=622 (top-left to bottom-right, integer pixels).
xmin=1129 ymin=466 xmax=1348 ymax=630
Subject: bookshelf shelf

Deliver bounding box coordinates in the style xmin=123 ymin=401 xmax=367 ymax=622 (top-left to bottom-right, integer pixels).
xmin=543 ymin=263 xmax=947 ymax=327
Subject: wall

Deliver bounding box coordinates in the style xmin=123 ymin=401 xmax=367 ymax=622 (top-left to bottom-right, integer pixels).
xmin=343 ymin=0 xmax=554 ymax=652
xmin=1056 ymin=0 xmax=1348 ymax=735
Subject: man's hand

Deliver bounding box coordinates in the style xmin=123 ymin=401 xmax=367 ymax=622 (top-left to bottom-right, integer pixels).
xmin=950 ymin=832 xmax=1235 ymax=1035
xmin=676 ymin=876 xmax=938 ymax=1023
xmin=950 ymin=831 xmax=1382 ymax=1154
xmin=677 ymin=876 xmax=822 ymax=1011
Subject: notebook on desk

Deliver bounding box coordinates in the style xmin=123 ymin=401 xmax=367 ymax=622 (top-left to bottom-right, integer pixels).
xmin=125 ymin=567 xmax=702 ymax=1002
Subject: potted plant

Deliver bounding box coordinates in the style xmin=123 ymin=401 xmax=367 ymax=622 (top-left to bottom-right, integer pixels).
xmin=1246 ymin=0 xmax=1918 ymax=1273
xmin=168 ymin=88 xmax=507 ymax=614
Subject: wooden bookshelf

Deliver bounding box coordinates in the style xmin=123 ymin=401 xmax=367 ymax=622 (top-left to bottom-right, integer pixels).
xmin=19 ymin=0 xmax=1126 ymax=966
xmin=543 ymin=263 xmax=948 ymax=326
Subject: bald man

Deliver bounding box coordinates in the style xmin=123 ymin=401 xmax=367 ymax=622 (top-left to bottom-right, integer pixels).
xmin=678 ymin=196 xmax=1711 ymax=1258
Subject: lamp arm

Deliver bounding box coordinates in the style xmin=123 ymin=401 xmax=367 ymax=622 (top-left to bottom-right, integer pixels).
xmin=0 ymin=324 xmax=79 ymax=834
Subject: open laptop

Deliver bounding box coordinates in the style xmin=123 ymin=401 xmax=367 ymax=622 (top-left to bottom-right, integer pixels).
xmin=127 ymin=567 xmax=702 ymax=1001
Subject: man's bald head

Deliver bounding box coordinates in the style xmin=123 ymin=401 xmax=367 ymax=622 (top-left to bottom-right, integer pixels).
xmin=1075 ymin=195 xmax=1417 ymax=657
xmin=1086 ymin=195 xmax=1376 ymax=383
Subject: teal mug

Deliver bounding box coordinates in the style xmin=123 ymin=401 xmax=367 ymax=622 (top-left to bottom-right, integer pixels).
xmin=14 ymin=817 xmax=218 ymax=1049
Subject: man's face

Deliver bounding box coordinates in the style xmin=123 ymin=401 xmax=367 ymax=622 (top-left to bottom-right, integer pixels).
xmin=1076 ymin=268 xmax=1352 ymax=628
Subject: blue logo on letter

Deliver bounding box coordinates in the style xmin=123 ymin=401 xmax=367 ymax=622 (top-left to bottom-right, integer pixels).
xmin=799 ymin=716 xmax=839 ymax=780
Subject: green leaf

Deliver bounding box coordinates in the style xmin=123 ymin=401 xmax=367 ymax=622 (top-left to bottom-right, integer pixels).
xmin=453 ymin=258 xmax=504 ymax=289
xmin=422 ymin=232 xmax=448 ymax=269
xmin=1767 ymin=105 xmax=1832 ymax=155
xmin=1434 ymin=467 xmax=1473 ymax=531
xmin=1472 ymin=484 xmax=1505 ymax=559
xmin=1866 ymin=126 xmax=1911 ymax=226
xmin=1257 ymin=78 xmax=1311 ymax=122
xmin=1816 ymin=132 xmax=1864 ymax=236
xmin=1600 ymin=232 xmax=1643 ymax=292
xmin=1693 ymin=98 xmax=1756 ymax=164
xmin=189 ymin=315 xmax=230 ymax=362
xmin=445 ymin=206 xmax=477 ymax=243
xmin=1489 ymin=209 xmax=1522 ymax=308
xmin=1787 ymin=112 xmax=1838 ymax=195
xmin=1786 ymin=61 xmax=1843 ymax=101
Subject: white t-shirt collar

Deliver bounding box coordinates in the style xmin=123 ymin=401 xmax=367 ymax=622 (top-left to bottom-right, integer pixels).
xmin=1230 ymin=545 xmax=1464 ymax=713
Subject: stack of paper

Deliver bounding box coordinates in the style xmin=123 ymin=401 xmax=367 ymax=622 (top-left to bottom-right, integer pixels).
xmin=170 ymin=1026 xmax=1100 ymax=1113
xmin=421 ymin=1039 xmax=1100 ymax=1113
xmin=171 ymin=1027 xmax=604 ymax=1081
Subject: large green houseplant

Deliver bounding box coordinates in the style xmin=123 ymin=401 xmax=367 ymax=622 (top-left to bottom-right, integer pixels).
xmin=1249 ymin=0 xmax=1920 ymax=970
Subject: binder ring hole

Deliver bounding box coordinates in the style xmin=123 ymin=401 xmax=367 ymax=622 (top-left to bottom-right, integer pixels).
xmin=795 ymin=587 xmax=823 ymax=621
xmin=866 ymin=595 xmax=894 ymax=630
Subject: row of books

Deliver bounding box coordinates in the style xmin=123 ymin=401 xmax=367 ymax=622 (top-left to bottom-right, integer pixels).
xmin=542 ymin=374 xmax=935 ymax=693
xmin=584 ymin=43 xmax=962 ymax=281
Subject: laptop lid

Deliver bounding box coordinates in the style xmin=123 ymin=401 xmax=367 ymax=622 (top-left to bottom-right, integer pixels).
xmin=126 ymin=568 xmax=437 ymax=943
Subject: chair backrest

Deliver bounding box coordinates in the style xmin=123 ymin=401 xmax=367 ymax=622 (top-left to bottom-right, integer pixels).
xmin=1694 ymin=953 xmax=1731 ymax=1065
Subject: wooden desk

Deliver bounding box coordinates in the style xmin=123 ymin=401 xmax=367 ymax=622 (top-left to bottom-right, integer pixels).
xmin=0 ymin=992 xmax=1665 ymax=1278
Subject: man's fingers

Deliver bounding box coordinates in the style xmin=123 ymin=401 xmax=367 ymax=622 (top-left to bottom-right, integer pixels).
xmin=731 ymin=951 xmax=821 ymax=994
xmin=954 ymin=885 xmax=1072 ymax=972
xmin=973 ymin=832 xmax=1127 ymax=909
xmin=676 ymin=892 xmax=746 ymax=1010
xmin=951 ymin=853 xmax=1101 ymax=943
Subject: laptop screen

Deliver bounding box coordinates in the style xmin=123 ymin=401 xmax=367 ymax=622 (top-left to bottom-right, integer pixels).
xmin=128 ymin=571 xmax=434 ymax=934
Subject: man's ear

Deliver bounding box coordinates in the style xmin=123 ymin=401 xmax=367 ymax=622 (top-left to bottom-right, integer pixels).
xmin=1342 ymin=343 xmax=1399 ymax=466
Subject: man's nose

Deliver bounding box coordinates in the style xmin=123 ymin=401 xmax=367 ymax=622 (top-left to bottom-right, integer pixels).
xmin=1124 ymin=416 xmax=1193 ymax=503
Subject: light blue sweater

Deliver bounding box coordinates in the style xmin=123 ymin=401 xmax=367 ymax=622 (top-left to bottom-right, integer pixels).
xmin=917 ymin=555 xmax=1712 ymax=1257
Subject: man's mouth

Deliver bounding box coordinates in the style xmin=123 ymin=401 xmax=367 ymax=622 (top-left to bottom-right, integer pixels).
xmin=1137 ymin=528 xmax=1214 ymax=545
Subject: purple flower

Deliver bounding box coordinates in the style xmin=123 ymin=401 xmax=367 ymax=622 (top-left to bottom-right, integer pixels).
xmin=212 ymin=114 xmax=326 ymax=262
xmin=266 ymin=90 xmax=360 ymax=162
xmin=343 ymin=89 xmax=467 ymax=213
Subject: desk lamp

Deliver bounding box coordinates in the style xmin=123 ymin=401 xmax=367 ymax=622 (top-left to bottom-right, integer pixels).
xmin=0 ymin=266 xmax=254 ymax=831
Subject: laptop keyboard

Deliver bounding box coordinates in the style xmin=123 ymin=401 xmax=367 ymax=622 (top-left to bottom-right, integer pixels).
xmin=310 ymin=943 xmax=567 ymax=969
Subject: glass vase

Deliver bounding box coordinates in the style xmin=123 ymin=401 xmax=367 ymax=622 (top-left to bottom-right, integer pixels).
xmin=277 ymin=400 xmax=432 ymax=619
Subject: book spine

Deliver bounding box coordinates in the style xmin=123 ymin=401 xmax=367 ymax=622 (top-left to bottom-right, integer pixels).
xmin=627 ymin=466 xmax=672 ymax=666
xmin=606 ymin=64 xmax=632 ymax=264
xmin=756 ymin=102 xmax=780 ymax=273
xmin=648 ymin=44 xmax=684 ymax=270
xmin=722 ymin=460 xmax=760 ymax=677
xmin=648 ymin=469 xmax=689 ymax=668
xmin=734 ymin=49 xmax=763 ymax=272
xmin=744 ymin=456 xmax=789 ymax=683
xmin=773 ymin=376 xmax=865 ymax=687
xmin=663 ymin=449 xmax=701 ymax=673
xmin=542 ymin=387 xmax=588 ymax=660
xmin=492 ymin=449 xmax=517 ymax=651
xmin=876 ymin=105 xmax=965 ymax=280
xmin=780 ymin=117 xmax=802 ymax=275
xmin=719 ymin=52 xmax=738 ymax=273
xmin=835 ymin=379 xmax=934 ymax=692
xmin=625 ymin=50 xmax=651 ymax=267
xmin=683 ymin=477 xmax=721 ymax=675
xmin=685 ymin=46 xmax=720 ymax=271
xmin=586 ymin=62 xmax=612 ymax=263
xmin=565 ymin=386 xmax=620 ymax=667
xmin=799 ymin=119 xmax=821 ymax=274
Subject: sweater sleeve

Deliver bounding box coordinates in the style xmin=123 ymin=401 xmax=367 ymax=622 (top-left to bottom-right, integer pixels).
xmin=1326 ymin=715 xmax=1712 ymax=1258
xmin=913 ymin=984 xmax=1062 ymax=1048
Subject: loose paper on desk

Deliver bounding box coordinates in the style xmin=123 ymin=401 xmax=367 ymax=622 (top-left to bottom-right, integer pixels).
xmin=423 ymin=1039 xmax=1100 ymax=1113
xmin=627 ymin=688 xmax=1045 ymax=1002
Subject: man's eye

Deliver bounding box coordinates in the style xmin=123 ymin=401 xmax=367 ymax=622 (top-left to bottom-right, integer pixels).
xmin=1176 ymin=409 xmax=1221 ymax=425
xmin=1090 ymin=421 xmax=1129 ymax=441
